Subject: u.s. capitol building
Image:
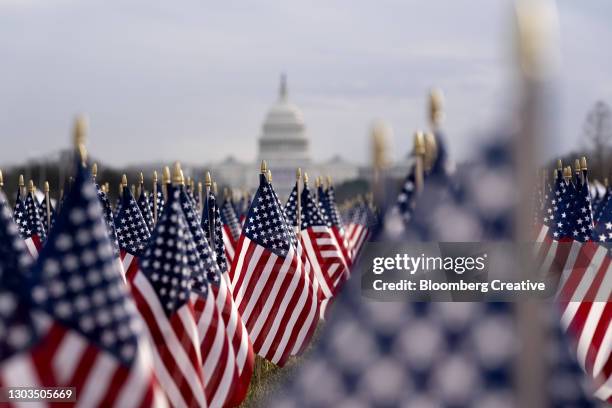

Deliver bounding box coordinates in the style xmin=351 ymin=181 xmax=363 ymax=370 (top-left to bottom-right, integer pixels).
xmin=208 ymin=76 xmax=361 ymax=198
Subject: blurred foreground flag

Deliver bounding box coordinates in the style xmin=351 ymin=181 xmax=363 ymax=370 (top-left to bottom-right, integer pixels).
xmin=28 ymin=164 xmax=167 ymax=407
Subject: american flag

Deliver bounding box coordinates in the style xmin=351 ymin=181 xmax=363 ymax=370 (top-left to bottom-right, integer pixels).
xmin=299 ymin=182 xmax=349 ymax=299
xmin=95 ymin=180 xmax=125 ymax=281
xmin=319 ymin=184 xmax=352 ymax=269
xmin=184 ymin=187 xmax=254 ymax=407
xmin=129 ymin=186 xmax=208 ymax=408
xmin=344 ymin=201 xmax=372 ymax=262
xmin=230 ymin=173 xmax=319 ymax=366
xmin=28 ymin=164 xmax=167 ymax=407
xmin=219 ymin=197 xmax=241 ymax=266
xmin=15 ymin=188 xmax=46 ymax=258
xmin=114 ymin=186 xmax=151 ymax=282
xmin=137 ymin=190 xmax=155 ymax=232
xmin=537 ymin=165 xmax=611 ymax=402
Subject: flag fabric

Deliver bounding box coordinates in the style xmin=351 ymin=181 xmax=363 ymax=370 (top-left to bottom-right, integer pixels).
xmin=149 ymin=181 xmax=165 ymax=220
xmin=137 ymin=190 xmax=155 ymax=233
xmin=28 ymin=163 xmax=167 ymax=407
xmin=15 ymin=190 xmax=47 ymax=258
xmin=0 ymin=190 xmax=36 ymax=364
xmin=114 ymin=186 xmax=151 ymax=282
xmin=39 ymin=196 xmax=56 ymax=235
xmin=319 ymin=184 xmax=352 ymax=269
xmin=129 ymin=187 xmax=208 ymax=408
xmin=230 ymin=173 xmax=319 ymax=366
xmin=345 ymin=201 xmax=371 ymax=261
xmin=188 ymin=188 xmax=254 ymax=406
xmin=220 ymin=197 xmax=241 ymax=266
xmin=299 ymin=182 xmax=349 ymax=299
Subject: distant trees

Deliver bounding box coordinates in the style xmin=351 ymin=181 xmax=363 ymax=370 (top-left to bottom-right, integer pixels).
xmin=582 ymin=101 xmax=612 ymax=177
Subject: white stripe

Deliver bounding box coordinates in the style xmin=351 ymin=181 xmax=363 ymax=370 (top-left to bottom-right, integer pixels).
xmin=53 ymin=331 xmax=86 ymax=384
xmin=24 ymin=237 xmax=38 ymax=259
xmin=538 ymin=240 xmax=558 ymax=279
xmin=202 ymin=308 xmax=225 ymax=382
xmin=77 ymin=350 xmax=117 ymax=407
xmin=576 ymin=301 xmax=605 ymax=373
xmin=593 ymin=374 xmax=612 ymax=401
xmin=239 ymin=251 xmax=276 ymax=324
xmin=554 ymin=241 xmax=583 ymax=294
xmin=231 ymin=238 xmax=251 ymax=289
xmin=209 ymin=313 xmax=236 ymax=408
xmin=593 ymin=322 xmax=612 ymax=378
xmin=122 ymin=253 xmax=134 ymax=274
xmin=116 ymin=256 xmax=127 ymax=283
xmin=1 ymin=355 xmax=45 ymax=408
xmin=197 ymin=291 xmax=216 ymax=337
xmin=316 ymin=238 xmax=335 ymax=246
xmin=134 ymin=273 xmax=207 ymax=407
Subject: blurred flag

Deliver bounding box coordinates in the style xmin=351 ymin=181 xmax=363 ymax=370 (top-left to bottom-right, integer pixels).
xmin=220 ymin=196 xmax=241 ymax=266
xmin=29 ymin=164 xmax=167 ymax=407
xmin=229 ymin=172 xmax=319 ymax=366
xmin=320 ymin=184 xmax=352 ymax=268
xmin=16 ymin=187 xmax=47 ymax=258
xmin=39 ymin=195 xmax=56 ymax=235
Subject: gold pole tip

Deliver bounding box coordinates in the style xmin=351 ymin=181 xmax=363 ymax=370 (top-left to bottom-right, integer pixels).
xmin=44 ymin=181 xmax=49 ymax=193
xmin=162 ymin=166 xmax=171 ymax=184
xmin=0 ymin=170 xmax=3 ymax=187
xmin=213 ymin=181 xmax=218 ymax=194
xmin=557 ymin=159 xmax=562 ymax=170
xmin=28 ymin=180 xmax=35 ymax=193
xmin=574 ymin=159 xmax=580 ymax=172
xmin=303 ymin=172 xmax=309 ymax=184
xmin=414 ymin=131 xmax=426 ymax=155
xmin=92 ymin=163 xmax=98 ymax=178
xmin=260 ymin=160 xmax=268 ymax=174
xmin=172 ymin=162 xmax=183 ymax=185
xmin=139 ymin=172 xmax=144 ymax=184
xmin=121 ymin=174 xmax=128 ymax=187
xmin=266 ymin=169 xmax=272 ymax=183
xmin=580 ymin=156 xmax=587 ymax=170
xmin=315 ymin=177 xmax=321 ymax=188
xmin=153 ymin=170 xmax=158 ymax=183
xmin=18 ymin=174 xmax=24 ymax=187
xmin=296 ymin=168 xmax=302 ymax=180
xmin=205 ymin=172 xmax=212 ymax=187
xmin=326 ymin=175 xmax=332 ymax=188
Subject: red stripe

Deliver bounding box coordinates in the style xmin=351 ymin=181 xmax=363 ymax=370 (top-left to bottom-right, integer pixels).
xmin=31 ymin=323 xmax=67 ymax=385
xmin=229 ymin=234 xmax=247 ymax=282
xmin=557 ymin=242 xmax=597 ymax=308
xmin=585 ymin=302 xmax=612 ymax=377
xmin=97 ymin=365 xmax=130 ymax=407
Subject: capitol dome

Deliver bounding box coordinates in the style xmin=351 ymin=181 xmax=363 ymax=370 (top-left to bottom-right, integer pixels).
xmin=258 ymin=75 xmax=310 ymax=164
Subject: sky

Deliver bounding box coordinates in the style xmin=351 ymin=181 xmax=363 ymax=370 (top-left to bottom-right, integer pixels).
xmin=0 ymin=0 xmax=611 ymax=167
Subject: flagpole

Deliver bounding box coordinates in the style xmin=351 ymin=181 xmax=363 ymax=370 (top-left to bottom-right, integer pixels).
xmin=162 ymin=166 xmax=170 ymax=201
xmin=44 ymin=181 xmax=51 ymax=229
xmin=205 ymin=171 xmax=215 ymax=248
xmin=152 ymin=170 xmax=159 ymax=223
xmin=198 ymin=181 xmax=203 ymax=216
xmin=296 ymin=168 xmax=302 ymax=236
xmin=18 ymin=174 xmax=25 ymax=200
xmin=413 ymin=131 xmax=425 ymax=194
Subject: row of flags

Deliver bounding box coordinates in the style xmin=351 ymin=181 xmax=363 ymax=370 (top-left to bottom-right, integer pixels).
xmin=0 ymin=131 xmax=374 ymax=407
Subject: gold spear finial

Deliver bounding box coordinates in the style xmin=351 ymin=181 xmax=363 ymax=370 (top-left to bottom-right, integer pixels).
xmin=315 ymin=177 xmax=321 ymax=189
xmin=303 ymin=172 xmax=309 ymax=184
xmin=172 ymin=162 xmax=183 ymax=185
xmin=260 ymin=160 xmax=268 ymax=174
xmin=73 ymin=115 xmax=88 ymax=165
xmin=205 ymin=171 xmax=212 ymax=187
xmin=92 ymin=163 xmax=98 ymax=179
xmin=153 ymin=170 xmax=158 ymax=183
xmin=326 ymin=175 xmax=332 ymax=189
xmin=414 ymin=131 xmax=426 ymax=156
xmin=121 ymin=174 xmax=128 ymax=187
xmin=18 ymin=174 xmax=24 ymax=188
xmin=574 ymin=159 xmax=581 ymax=173
xmin=162 ymin=166 xmax=171 ymax=184
xmin=428 ymin=88 xmax=444 ymax=129
xmin=266 ymin=169 xmax=272 ymax=183
xmin=563 ymin=166 xmax=571 ymax=181
xmin=0 ymin=170 xmax=3 ymax=188
xmin=580 ymin=156 xmax=587 ymax=171
xmin=213 ymin=181 xmax=218 ymax=194
xmin=28 ymin=180 xmax=35 ymax=193
xmin=296 ymin=168 xmax=302 ymax=180
xmin=44 ymin=181 xmax=49 ymax=193
xmin=139 ymin=172 xmax=144 ymax=185
xmin=556 ymin=159 xmax=562 ymax=170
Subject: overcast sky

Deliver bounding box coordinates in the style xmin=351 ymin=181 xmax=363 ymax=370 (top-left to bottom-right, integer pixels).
xmin=0 ymin=0 xmax=611 ymax=167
